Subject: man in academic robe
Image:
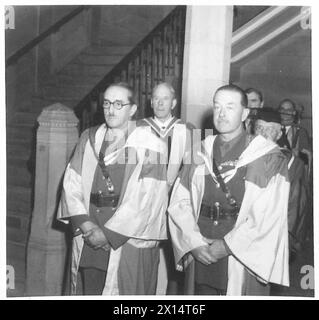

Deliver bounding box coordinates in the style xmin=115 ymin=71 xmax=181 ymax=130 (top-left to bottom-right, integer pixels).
xmin=254 ymin=107 xmax=309 ymax=260
xmin=277 ymin=99 xmax=311 ymax=175
xmin=168 ymin=84 xmax=290 ymax=295
xmin=138 ymin=82 xmax=194 ymax=294
xmin=58 ymin=82 xmax=168 ymax=295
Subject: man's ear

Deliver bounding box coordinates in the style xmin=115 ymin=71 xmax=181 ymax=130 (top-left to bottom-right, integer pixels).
xmin=171 ymin=98 xmax=177 ymax=110
xmin=129 ymin=104 xmax=137 ymax=117
xmin=261 ymin=101 xmax=264 ymax=108
xmin=242 ymin=108 xmax=250 ymax=122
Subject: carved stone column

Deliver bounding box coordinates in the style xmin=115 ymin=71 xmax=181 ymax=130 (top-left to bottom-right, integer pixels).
xmin=25 ymin=103 xmax=79 ymax=296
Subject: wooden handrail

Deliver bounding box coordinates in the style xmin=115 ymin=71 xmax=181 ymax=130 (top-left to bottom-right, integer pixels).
xmin=75 ymin=5 xmax=186 ymax=132
xmin=6 ymin=5 xmax=91 ymax=67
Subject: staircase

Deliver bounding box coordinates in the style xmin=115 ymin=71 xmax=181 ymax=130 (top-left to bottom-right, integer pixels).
xmin=6 ymin=44 xmax=133 ymax=296
xmin=6 ymin=5 xmax=185 ymax=296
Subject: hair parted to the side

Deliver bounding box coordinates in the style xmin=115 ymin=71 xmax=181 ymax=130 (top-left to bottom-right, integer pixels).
xmin=106 ymin=82 xmax=136 ymax=105
xmin=244 ymin=87 xmax=264 ymax=102
xmin=215 ymin=84 xmax=248 ymax=107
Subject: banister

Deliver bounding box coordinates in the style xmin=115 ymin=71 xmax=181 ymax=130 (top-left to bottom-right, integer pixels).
xmin=75 ymin=5 xmax=186 ymax=132
xmin=6 ymin=5 xmax=91 ymax=67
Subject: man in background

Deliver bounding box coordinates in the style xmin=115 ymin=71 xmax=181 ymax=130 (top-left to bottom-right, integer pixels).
xmin=139 ymin=82 xmax=194 ymax=294
xmin=277 ymin=99 xmax=311 ymax=173
xmin=254 ymin=107 xmax=309 ymax=260
xmin=244 ymin=87 xmax=264 ymax=134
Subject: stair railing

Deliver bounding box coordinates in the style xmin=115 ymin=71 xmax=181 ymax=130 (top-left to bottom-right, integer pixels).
xmin=6 ymin=5 xmax=91 ymax=67
xmin=75 ymin=5 xmax=187 ymax=133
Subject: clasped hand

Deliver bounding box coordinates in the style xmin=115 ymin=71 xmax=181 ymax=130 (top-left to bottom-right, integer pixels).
xmin=80 ymin=221 xmax=110 ymax=251
xmin=191 ymin=239 xmax=228 ymax=265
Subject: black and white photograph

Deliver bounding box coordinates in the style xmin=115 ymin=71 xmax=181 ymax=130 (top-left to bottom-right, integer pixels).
xmin=3 ymin=1 xmax=316 ymax=301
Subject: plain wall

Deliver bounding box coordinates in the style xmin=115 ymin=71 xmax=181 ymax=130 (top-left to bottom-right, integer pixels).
xmin=231 ymin=27 xmax=312 ymax=138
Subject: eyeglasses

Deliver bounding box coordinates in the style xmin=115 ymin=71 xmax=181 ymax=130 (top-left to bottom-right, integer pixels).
xmin=103 ymin=100 xmax=131 ymax=110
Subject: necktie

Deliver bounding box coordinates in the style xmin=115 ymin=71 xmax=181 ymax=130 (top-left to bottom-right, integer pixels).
xmin=281 ymin=126 xmax=291 ymax=150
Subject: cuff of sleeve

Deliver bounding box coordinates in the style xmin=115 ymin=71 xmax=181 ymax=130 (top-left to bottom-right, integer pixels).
xmin=223 ymin=239 xmax=232 ymax=255
xmin=103 ymin=228 xmax=129 ymax=250
xmin=70 ymin=215 xmax=91 ymax=235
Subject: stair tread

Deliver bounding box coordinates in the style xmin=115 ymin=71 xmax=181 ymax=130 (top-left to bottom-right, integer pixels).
xmin=7 ymin=183 xmax=31 ymax=191
xmin=7 ymin=226 xmax=29 ymax=244
xmin=70 ymin=60 xmax=116 ymax=66
xmin=7 ymin=210 xmax=32 ymax=222
xmin=8 ymin=112 xmax=40 ymax=129
xmin=7 ymin=127 xmax=35 ymax=139
xmin=7 ymin=185 xmax=32 ymax=197
xmin=7 ymin=162 xmax=33 ymax=188
xmin=7 ymin=146 xmax=32 ymax=161
xmin=84 ymin=45 xmax=133 ymax=56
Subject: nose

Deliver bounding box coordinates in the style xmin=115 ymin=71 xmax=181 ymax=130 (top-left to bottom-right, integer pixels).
xmin=157 ymin=99 xmax=164 ymax=107
xmin=106 ymin=103 xmax=116 ymax=114
xmin=219 ymin=107 xmax=226 ymax=118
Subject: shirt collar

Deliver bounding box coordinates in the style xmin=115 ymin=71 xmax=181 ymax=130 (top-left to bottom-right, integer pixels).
xmin=285 ymin=125 xmax=291 ymax=131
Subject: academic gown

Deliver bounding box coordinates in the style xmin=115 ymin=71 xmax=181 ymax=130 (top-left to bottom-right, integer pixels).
xmin=168 ymin=135 xmax=290 ymax=295
xmin=58 ymin=124 xmax=169 ymax=295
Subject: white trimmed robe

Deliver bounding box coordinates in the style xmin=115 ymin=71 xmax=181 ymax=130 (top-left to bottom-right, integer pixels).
xmin=138 ymin=117 xmax=194 ymax=294
xmin=57 ymin=124 xmax=169 ymax=295
xmin=168 ymin=134 xmax=290 ymax=295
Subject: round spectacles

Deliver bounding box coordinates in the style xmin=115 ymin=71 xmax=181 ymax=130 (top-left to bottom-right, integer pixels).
xmin=103 ymin=100 xmax=131 ymax=110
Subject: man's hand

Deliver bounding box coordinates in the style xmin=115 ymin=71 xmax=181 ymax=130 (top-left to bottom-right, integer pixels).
xmin=191 ymin=245 xmax=218 ymax=265
xmin=80 ymin=221 xmax=110 ymax=251
xmin=79 ymin=221 xmax=98 ymax=234
xmin=83 ymin=227 xmax=110 ymax=250
xmin=208 ymin=239 xmax=229 ymax=260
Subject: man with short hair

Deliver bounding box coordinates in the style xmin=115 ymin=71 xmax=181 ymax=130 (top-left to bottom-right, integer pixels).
xmin=168 ymin=84 xmax=290 ymax=295
xmin=58 ymin=82 xmax=169 ymax=295
xmin=138 ymin=82 xmax=194 ymax=294
xmin=277 ymin=99 xmax=311 ymax=171
xmin=244 ymin=87 xmax=264 ymax=134
xmin=245 ymin=88 xmax=264 ymax=109
xmin=254 ymin=107 xmax=309 ymax=260
xmin=140 ymin=82 xmax=193 ymax=187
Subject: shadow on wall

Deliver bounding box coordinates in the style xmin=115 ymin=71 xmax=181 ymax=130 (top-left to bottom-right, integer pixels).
xmin=200 ymin=108 xmax=216 ymax=140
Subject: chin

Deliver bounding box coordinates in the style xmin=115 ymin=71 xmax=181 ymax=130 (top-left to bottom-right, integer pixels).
xmin=215 ymin=125 xmax=230 ymax=133
xmin=106 ymin=119 xmax=119 ymax=128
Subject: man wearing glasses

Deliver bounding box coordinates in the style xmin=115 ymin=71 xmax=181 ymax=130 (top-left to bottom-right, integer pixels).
xmin=58 ymin=82 xmax=169 ymax=295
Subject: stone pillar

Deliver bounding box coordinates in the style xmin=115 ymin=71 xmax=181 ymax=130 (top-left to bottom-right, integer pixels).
xmin=181 ymin=6 xmax=233 ymax=129
xmin=26 ymin=103 xmax=79 ymax=296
